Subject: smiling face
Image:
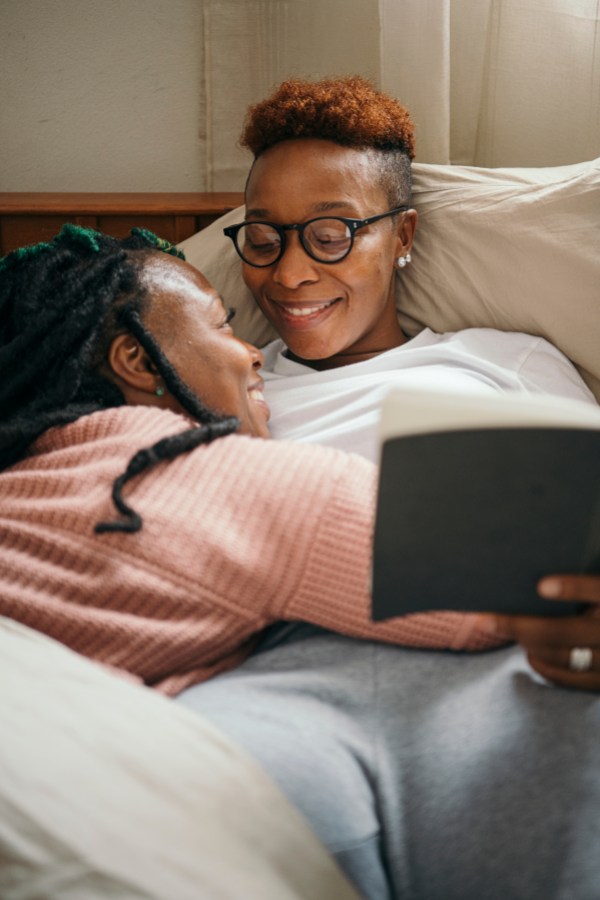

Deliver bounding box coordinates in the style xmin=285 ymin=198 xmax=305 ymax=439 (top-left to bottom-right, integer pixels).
xmin=122 ymin=254 xmax=270 ymax=438
xmin=242 ymin=138 xmax=416 ymax=369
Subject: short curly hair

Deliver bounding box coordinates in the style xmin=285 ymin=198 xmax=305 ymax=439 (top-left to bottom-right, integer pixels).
xmin=241 ymin=76 xmax=415 ymax=206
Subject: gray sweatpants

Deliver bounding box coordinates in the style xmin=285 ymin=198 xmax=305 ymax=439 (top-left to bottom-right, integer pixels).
xmin=177 ymin=624 xmax=600 ymax=900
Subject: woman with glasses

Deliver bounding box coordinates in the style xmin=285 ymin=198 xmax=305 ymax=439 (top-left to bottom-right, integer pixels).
xmin=223 ymin=76 xmax=593 ymax=464
xmin=179 ymin=76 xmax=600 ymax=900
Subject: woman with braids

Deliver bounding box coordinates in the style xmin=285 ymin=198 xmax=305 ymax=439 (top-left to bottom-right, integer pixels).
xmin=0 ymin=223 xmax=510 ymax=698
xmin=176 ymin=77 xmax=600 ymax=900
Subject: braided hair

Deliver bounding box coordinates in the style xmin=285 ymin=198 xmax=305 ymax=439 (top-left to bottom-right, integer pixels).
xmin=0 ymin=224 xmax=239 ymax=533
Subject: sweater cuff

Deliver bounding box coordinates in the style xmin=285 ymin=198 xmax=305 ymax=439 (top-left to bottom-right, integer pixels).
xmin=284 ymin=455 xmax=376 ymax=626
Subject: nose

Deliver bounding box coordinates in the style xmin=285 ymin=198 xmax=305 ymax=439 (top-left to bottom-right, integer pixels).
xmin=244 ymin=340 xmax=264 ymax=371
xmin=271 ymin=232 xmax=319 ymax=289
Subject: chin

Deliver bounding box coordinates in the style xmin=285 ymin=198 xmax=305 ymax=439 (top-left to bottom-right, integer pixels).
xmin=282 ymin=330 xmax=339 ymax=359
xmin=252 ymin=423 xmax=271 ymax=439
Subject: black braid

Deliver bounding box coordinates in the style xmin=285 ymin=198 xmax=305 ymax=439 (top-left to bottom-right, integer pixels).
xmin=0 ymin=224 xmax=240 ymax=533
xmin=118 ymin=304 xmax=225 ymax=426
xmin=94 ymin=419 xmax=237 ymax=533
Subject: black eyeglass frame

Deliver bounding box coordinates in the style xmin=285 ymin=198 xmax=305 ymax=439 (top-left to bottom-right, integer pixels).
xmin=223 ymin=206 xmax=409 ymax=267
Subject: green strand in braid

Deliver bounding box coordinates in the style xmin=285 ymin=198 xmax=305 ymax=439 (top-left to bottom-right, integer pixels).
xmin=0 ymin=223 xmax=185 ymax=278
xmin=130 ymin=227 xmax=186 ymax=260
xmin=0 ymin=223 xmax=101 ymax=277
xmin=0 ymin=241 xmax=53 ymax=275
xmin=59 ymin=223 xmax=102 ymax=252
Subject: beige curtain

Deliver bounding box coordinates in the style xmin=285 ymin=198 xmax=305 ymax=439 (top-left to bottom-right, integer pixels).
xmin=202 ymin=0 xmax=600 ymax=188
xmin=201 ymin=0 xmax=380 ymax=188
xmin=381 ymin=0 xmax=600 ymax=166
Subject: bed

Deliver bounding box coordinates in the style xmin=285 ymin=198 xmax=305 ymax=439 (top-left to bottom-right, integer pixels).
xmin=1 ymin=156 xmax=599 ymax=898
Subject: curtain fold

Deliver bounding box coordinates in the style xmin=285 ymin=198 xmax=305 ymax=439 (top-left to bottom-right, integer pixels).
xmin=379 ymin=0 xmax=452 ymax=163
xmin=465 ymin=0 xmax=600 ymax=166
xmin=201 ymin=0 xmax=380 ymax=189
xmin=201 ymin=0 xmax=600 ymax=188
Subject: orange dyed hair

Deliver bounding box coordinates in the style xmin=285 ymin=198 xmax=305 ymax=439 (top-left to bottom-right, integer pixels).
xmin=241 ymin=75 xmax=415 ymax=159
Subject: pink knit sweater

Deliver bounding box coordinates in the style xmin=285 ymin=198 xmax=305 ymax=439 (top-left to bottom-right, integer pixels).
xmin=0 ymin=407 xmax=503 ymax=695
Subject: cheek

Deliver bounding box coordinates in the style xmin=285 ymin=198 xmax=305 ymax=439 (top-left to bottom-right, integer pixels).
xmin=242 ymin=266 xmax=264 ymax=299
xmin=344 ymin=256 xmax=388 ymax=300
xmin=353 ymin=242 xmax=396 ymax=296
xmin=176 ymin=341 xmax=222 ymax=394
xmin=216 ymin=342 xmax=253 ymax=392
xmin=193 ymin=363 xmax=241 ymax=416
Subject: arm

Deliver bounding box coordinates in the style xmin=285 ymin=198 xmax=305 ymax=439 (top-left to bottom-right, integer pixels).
xmin=268 ymin=440 xmax=505 ymax=653
xmin=218 ymin=437 xmax=594 ymax=674
xmin=158 ymin=431 xmax=505 ymax=655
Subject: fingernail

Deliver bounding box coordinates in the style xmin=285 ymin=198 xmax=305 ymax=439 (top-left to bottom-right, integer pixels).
xmin=538 ymin=577 xmax=561 ymax=598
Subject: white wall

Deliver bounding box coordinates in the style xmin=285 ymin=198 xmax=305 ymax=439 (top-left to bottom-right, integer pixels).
xmin=0 ymin=0 xmax=206 ymax=191
xmin=4 ymin=0 xmax=593 ymax=191
xmin=202 ymin=0 xmax=381 ymax=189
xmin=0 ymin=0 xmax=382 ymax=192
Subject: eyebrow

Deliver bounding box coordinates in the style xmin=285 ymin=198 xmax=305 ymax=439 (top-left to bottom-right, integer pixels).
xmin=245 ymin=200 xmax=361 ymax=220
xmin=207 ymin=292 xmax=225 ymax=311
xmin=192 ymin=288 xmax=222 ymax=315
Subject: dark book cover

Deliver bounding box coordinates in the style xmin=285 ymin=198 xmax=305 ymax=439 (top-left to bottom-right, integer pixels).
xmin=371 ymin=389 xmax=600 ymax=619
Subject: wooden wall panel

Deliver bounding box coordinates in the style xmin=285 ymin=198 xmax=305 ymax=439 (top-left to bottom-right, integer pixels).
xmin=0 ymin=194 xmax=244 ymax=255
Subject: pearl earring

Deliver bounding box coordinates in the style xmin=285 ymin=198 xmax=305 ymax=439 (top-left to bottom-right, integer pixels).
xmin=155 ymin=385 xmax=165 ymax=397
xmin=396 ymin=252 xmax=412 ymax=269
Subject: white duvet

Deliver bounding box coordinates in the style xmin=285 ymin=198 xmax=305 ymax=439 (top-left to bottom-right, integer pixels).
xmin=0 ymin=617 xmax=358 ymax=900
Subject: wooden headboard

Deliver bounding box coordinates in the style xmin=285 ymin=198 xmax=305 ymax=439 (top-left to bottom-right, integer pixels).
xmin=0 ymin=192 xmax=244 ymax=256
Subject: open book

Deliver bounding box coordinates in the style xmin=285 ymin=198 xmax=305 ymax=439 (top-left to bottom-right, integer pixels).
xmin=371 ymin=387 xmax=600 ymax=619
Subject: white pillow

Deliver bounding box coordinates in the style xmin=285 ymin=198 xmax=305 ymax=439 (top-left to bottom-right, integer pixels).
xmin=179 ymin=157 xmax=600 ymax=400
xmin=0 ymin=617 xmax=358 ymax=900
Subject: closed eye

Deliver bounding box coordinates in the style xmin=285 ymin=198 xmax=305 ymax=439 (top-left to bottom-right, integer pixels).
xmin=221 ymin=307 xmax=236 ymax=328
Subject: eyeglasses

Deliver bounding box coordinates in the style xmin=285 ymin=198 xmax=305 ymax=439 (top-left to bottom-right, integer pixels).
xmin=223 ymin=206 xmax=408 ymax=267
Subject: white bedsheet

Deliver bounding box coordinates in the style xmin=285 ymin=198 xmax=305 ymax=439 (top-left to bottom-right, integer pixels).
xmin=0 ymin=616 xmax=358 ymax=900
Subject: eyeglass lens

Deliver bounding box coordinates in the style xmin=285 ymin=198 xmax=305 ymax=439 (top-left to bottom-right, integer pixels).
xmin=238 ymin=219 xmax=353 ymax=265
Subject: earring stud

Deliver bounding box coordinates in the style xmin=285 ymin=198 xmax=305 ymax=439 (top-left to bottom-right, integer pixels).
xmin=397 ymin=253 xmax=412 ymax=269
xmin=155 ymin=385 xmax=165 ymax=397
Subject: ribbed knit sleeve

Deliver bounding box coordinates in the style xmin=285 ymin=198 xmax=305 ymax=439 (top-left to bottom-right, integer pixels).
xmin=0 ymin=407 xmax=504 ymax=697
xmin=275 ymin=439 xmax=504 ymax=653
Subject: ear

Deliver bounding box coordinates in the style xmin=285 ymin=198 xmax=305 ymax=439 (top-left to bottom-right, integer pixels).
xmin=394 ymin=208 xmax=418 ymax=257
xmin=107 ymin=333 xmax=157 ymax=395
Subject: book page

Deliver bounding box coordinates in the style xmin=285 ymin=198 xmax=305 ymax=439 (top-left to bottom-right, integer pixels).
xmin=379 ymin=387 xmax=600 ymax=444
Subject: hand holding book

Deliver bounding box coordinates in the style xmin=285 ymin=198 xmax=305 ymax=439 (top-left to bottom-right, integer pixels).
xmin=477 ymin=574 xmax=600 ymax=691
xmin=371 ymin=387 xmax=600 ymax=691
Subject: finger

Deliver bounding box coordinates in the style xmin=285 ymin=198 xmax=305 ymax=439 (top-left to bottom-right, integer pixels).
xmin=526 ymin=651 xmax=600 ymax=692
xmin=538 ymin=575 xmax=600 ymax=605
xmin=479 ymin=612 xmax=596 ymax=646
xmin=523 ymin=643 xmax=596 ymax=672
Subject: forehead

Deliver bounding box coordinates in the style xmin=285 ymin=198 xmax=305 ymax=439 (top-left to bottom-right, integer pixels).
xmin=139 ymin=254 xmax=222 ymax=330
xmin=246 ymin=139 xmax=387 ymax=214
xmin=140 ymin=254 xmax=219 ymax=307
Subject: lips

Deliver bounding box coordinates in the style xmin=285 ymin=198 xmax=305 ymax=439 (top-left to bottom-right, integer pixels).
xmin=248 ymin=380 xmax=270 ymax=419
xmin=270 ymin=298 xmax=341 ymax=329
xmin=248 ymin=387 xmax=266 ymax=402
